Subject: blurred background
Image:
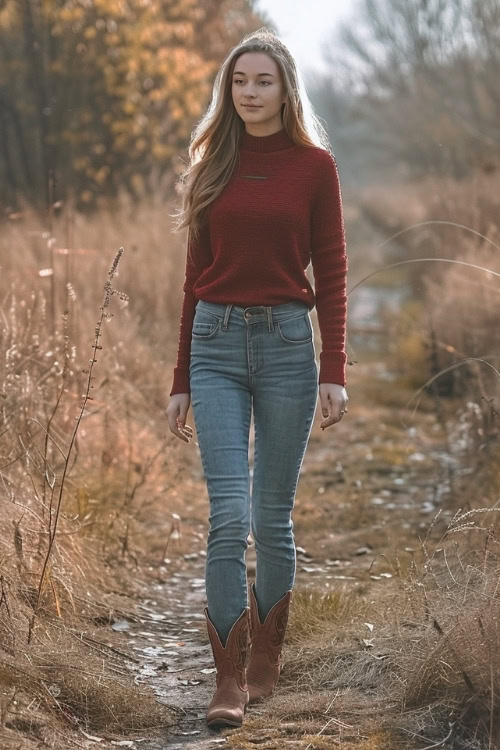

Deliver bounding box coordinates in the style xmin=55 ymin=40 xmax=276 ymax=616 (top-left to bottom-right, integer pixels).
xmin=1 ymin=2 xmax=500 ymax=748
xmin=2 ymin=0 xmax=499 ymax=393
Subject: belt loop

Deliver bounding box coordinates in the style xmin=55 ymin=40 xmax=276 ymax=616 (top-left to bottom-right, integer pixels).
xmin=266 ymin=306 xmax=274 ymax=332
xmin=222 ymin=303 xmax=233 ymax=330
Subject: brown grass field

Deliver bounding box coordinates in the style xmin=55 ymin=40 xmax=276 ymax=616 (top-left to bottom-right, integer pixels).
xmin=1 ymin=179 xmax=499 ymax=749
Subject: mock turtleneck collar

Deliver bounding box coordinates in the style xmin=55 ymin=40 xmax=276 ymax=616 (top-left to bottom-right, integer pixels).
xmin=239 ymin=126 xmax=295 ymax=152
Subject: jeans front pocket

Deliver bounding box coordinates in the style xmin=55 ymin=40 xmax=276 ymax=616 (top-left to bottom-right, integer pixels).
xmin=192 ymin=308 xmax=222 ymax=340
xmin=277 ymin=312 xmax=313 ymax=344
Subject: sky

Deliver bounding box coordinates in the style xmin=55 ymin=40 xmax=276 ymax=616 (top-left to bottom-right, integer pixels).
xmin=254 ymin=0 xmax=355 ymax=78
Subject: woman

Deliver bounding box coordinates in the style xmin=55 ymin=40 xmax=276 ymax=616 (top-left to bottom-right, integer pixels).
xmin=166 ymin=26 xmax=349 ymax=730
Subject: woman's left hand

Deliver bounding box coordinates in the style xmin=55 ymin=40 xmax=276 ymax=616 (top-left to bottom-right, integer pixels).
xmin=319 ymin=383 xmax=348 ymax=430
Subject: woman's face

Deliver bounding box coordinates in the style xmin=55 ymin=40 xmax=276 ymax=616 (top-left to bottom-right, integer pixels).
xmin=231 ymin=52 xmax=287 ymax=133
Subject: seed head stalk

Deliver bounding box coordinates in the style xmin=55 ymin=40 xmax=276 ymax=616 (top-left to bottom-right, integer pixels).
xmin=28 ymin=248 xmax=127 ymax=643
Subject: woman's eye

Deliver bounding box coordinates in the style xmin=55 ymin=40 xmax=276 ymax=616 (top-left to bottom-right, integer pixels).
xmin=234 ymin=79 xmax=270 ymax=85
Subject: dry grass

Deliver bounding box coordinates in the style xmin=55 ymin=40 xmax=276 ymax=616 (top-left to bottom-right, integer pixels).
xmin=223 ymin=171 xmax=500 ymax=749
xmin=0 ymin=482 xmax=182 ymax=746
xmin=358 ymin=171 xmax=500 ymax=396
xmin=0 ymin=205 xmax=192 ymax=746
xmin=225 ymin=516 xmax=500 ymax=750
xmin=0 ymin=642 xmax=177 ymax=735
xmin=1 ymin=169 xmax=500 ymax=747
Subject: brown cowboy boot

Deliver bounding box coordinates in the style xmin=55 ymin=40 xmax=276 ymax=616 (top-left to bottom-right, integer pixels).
xmin=204 ymin=606 xmax=251 ymax=729
xmin=246 ymin=582 xmax=292 ymax=703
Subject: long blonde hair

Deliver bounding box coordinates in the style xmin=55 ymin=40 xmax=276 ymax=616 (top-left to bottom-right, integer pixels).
xmin=171 ymin=26 xmax=333 ymax=249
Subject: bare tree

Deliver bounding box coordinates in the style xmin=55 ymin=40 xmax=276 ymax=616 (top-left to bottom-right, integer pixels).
xmin=318 ymin=0 xmax=500 ymax=178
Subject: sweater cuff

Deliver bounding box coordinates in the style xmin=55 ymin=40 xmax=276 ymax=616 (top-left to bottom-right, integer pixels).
xmin=170 ymin=366 xmax=191 ymax=397
xmin=318 ymin=351 xmax=346 ymax=388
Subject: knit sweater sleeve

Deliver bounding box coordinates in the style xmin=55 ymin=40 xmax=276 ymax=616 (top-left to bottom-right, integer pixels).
xmin=310 ymin=150 xmax=348 ymax=388
xmin=169 ymin=221 xmax=213 ymax=396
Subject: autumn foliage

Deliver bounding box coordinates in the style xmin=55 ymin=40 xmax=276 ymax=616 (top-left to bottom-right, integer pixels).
xmin=0 ymin=0 xmax=262 ymax=213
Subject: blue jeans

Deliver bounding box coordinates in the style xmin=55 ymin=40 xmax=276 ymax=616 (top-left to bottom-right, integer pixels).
xmin=189 ymin=299 xmax=318 ymax=645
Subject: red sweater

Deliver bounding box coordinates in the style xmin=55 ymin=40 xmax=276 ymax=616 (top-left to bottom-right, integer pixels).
xmin=169 ymin=126 xmax=348 ymax=396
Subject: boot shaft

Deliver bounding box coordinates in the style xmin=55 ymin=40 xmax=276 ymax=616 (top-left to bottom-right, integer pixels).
xmin=249 ymin=583 xmax=292 ymax=662
xmin=205 ymin=606 xmax=251 ymax=689
xmin=204 ymin=606 xmax=251 ymax=728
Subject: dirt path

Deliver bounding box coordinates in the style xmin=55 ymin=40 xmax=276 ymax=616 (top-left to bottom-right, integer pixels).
xmin=122 ymin=361 xmax=458 ymax=749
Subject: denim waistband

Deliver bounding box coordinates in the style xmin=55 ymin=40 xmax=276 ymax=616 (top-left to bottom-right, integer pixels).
xmin=196 ymin=298 xmax=311 ymax=331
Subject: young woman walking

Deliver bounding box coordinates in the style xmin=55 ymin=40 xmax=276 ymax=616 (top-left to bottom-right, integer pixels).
xmin=166 ymin=27 xmax=349 ymax=730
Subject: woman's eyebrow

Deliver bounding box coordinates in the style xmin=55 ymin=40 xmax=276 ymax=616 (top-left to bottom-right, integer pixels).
xmin=233 ymin=71 xmax=275 ymax=77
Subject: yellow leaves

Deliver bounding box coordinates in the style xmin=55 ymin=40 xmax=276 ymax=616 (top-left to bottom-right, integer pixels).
xmin=105 ymin=32 xmax=120 ymax=46
xmin=183 ymin=88 xmax=204 ymax=117
xmin=93 ymin=165 xmax=111 ymax=184
xmin=139 ymin=23 xmax=167 ymax=46
xmin=95 ymin=0 xmax=129 ymax=18
xmin=59 ymin=5 xmax=85 ymax=23
xmin=49 ymin=59 xmax=64 ymax=73
xmin=73 ymin=156 xmax=90 ymax=171
xmin=127 ymin=58 xmax=140 ymax=74
xmin=0 ymin=0 xmax=257 ymax=207
xmin=0 ymin=1 xmax=19 ymax=33
xmin=152 ymin=143 xmax=173 ymax=160
xmin=149 ymin=89 xmax=164 ymax=103
xmin=110 ymin=120 xmax=129 ymax=134
xmin=170 ymin=105 xmax=184 ymax=121
xmin=73 ymin=158 xmax=110 ymax=185
xmin=139 ymin=48 xmax=154 ymax=65
xmin=121 ymin=98 xmax=136 ymax=115
xmin=173 ymin=21 xmax=191 ymax=41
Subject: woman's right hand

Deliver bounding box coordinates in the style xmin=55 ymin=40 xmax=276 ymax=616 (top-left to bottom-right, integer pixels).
xmin=166 ymin=393 xmax=193 ymax=443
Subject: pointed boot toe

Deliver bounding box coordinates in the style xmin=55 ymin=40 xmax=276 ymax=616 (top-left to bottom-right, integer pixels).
xmin=205 ymin=606 xmax=251 ymax=729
